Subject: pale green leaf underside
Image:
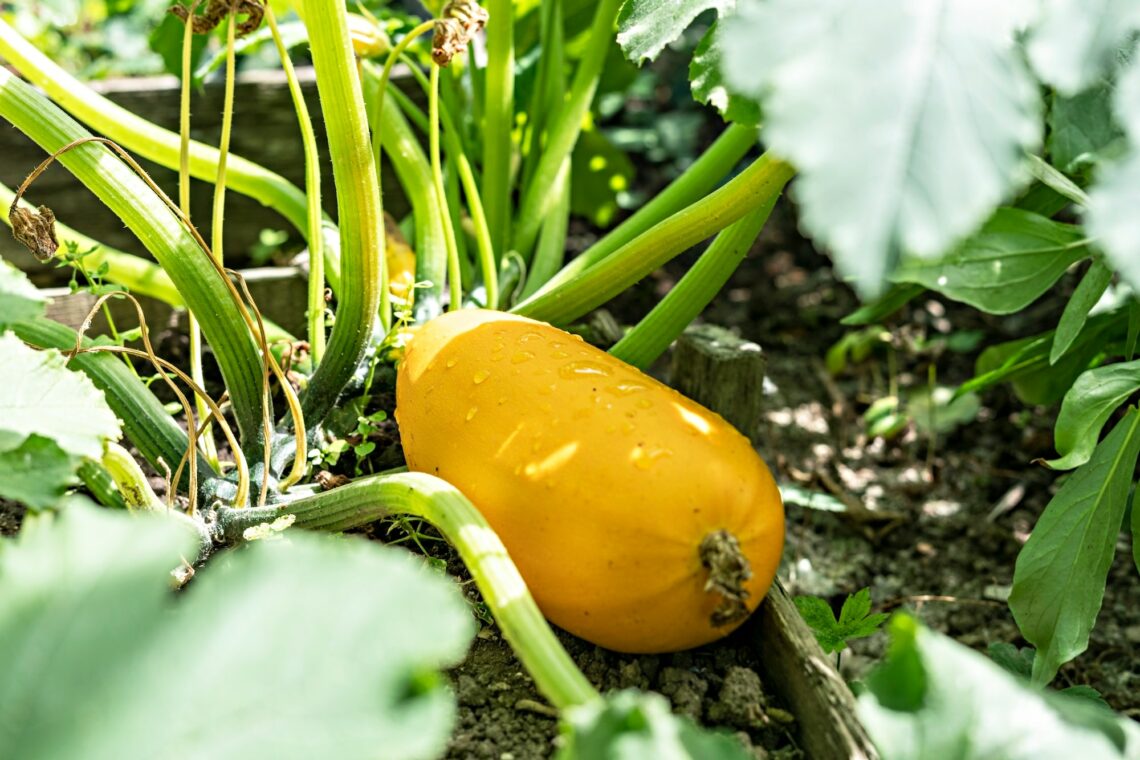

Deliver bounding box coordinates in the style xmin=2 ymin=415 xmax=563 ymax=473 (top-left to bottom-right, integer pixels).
xmin=1026 ymin=0 xmax=1140 ymax=97
xmin=0 ymin=504 xmax=476 ymax=760
xmin=0 ymin=332 xmax=120 ymax=459
xmin=859 ymin=616 xmax=1132 ymax=759
xmin=1010 ymin=409 xmax=1140 ymax=685
xmin=0 ymin=259 xmax=44 ymax=328
xmin=690 ymin=23 xmax=760 ymax=125
xmin=0 ymin=434 xmax=76 ymax=510
xmin=891 ymin=208 xmax=1088 ymax=315
xmin=720 ymin=0 xmax=1042 ymax=297
xmin=617 ymin=0 xmax=734 ymax=63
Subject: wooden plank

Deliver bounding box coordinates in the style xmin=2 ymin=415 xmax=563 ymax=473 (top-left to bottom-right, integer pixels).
xmin=1 ymin=67 xmax=414 ymax=280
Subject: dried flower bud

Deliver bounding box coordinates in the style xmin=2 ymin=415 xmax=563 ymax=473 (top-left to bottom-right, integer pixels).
xmin=170 ymin=0 xmax=265 ymax=38
xmin=10 ymin=205 xmax=59 ymax=262
xmin=432 ymin=0 xmax=489 ymax=66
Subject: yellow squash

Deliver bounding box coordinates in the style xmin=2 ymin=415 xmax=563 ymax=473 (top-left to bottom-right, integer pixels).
xmin=396 ymin=309 xmax=784 ymax=653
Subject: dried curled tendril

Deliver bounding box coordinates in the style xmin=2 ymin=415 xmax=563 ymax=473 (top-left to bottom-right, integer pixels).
xmin=171 ymin=0 xmax=265 ymax=37
xmin=432 ymin=0 xmax=489 ymax=67
xmin=9 ymin=205 xmax=59 ymax=262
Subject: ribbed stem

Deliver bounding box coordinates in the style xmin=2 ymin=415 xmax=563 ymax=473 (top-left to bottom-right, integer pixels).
xmin=430 ymin=63 xmax=463 ymax=311
xmin=519 ymin=159 xmax=569 ymax=300
xmin=510 ymin=0 xmax=621 ymax=260
xmin=0 ymin=69 xmax=266 ymax=447
xmin=536 ymin=122 xmax=758 ymax=296
xmin=609 ymin=197 xmax=777 ymax=369
xmin=513 ymin=153 xmax=794 ymax=325
xmin=217 ymin=472 xmax=601 ymax=711
xmin=299 ymin=0 xmax=384 ymax=429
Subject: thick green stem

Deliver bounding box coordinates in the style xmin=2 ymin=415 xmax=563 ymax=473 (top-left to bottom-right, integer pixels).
xmin=364 ymin=62 xmax=447 ymax=322
xmin=76 ymin=459 xmax=127 ymax=510
xmin=511 ymin=0 xmax=621 ymax=260
xmin=538 ymin=122 xmax=758 ymax=296
xmin=519 ymin=0 xmax=564 ymax=198
xmin=609 ymin=198 xmax=777 ymax=369
xmin=0 ymin=18 xmax=312 ymax=242
xmin=218 ymin=471 xmax=601 ymax=711
xmin=513 ymin=153 xmax=794 ymax=325
xmin=102 ymin=441 xmax=165 ymax=511
xmin=1 ymin=182 xmax=182 ymax=305
xmin=519 ymin=159 xmax=570 ymax=300
xmin=299 ymin=0 xmax=384 ymax=428
xmin=266 ymin=6 xmax=327 ymax=362
xmin=483 ymin=0 xmax=515 ymax=258
xmin=11 ymin=317 xmax=216 ymax=495
xmin=0 ymin=70 xmax=266 ymax=446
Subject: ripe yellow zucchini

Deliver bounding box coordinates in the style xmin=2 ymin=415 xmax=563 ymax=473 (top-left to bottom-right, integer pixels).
xmin=396 ymin=309 xmax=784 ymax=653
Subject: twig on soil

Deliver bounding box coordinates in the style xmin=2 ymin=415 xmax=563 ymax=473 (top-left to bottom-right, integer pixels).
xmin=514 ymin=698 xmax=559 ymax=719
xmin=879 ymin=594 xmax=1005 ymax=612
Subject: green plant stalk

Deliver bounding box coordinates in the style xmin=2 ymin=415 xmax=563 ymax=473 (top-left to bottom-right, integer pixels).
xmin=519 ymin=159 xmax=570 ymax=300
xmin=0 ymin=19 xmax=313 ymax=243
xmin=102 ymin=441 xmax=165 ymax=511
xmin=11 ymin=317 xmax=215 ymax=494
xmin=537 ymin=122 xmax=758 ymax=296
xmin=1 ymin=183 xmax=182 ymax=305
xmin=609 ymin=198 xmax=777 ymax=369
xmin=0 ymin=70 xmax=266 ymax=447
xmin=430 ymin=64 xmax=463 ymax=312
xmin=511 ymin=0 xmax=622 ymax=260
xmin=396 ymin=58 xmax=497 ymax=308
xmin=483 ymin=0 xmax=515 ymax=259
xmin=266 ymin=5 xmax=327 ymax=362
xmin=76 ymin=459 xmax=128 ymax=510
xmin=299 ymin=0 xmax=384 ymax=428
xmin=364 ymin=62 xmax=447 ymax=322
xmin=217 ymin=471 xmax=601 ymax=710
xmin=514 ymin=153 xmax=794 ymax=325
xmin=445 ymin=159 xmax=472 ymax=289
xmin=519 ymin=0 xmax=564 ymax=199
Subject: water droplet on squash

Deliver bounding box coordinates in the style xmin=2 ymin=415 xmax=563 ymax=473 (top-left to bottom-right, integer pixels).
xmin=519 ymin=332 xmax=541 ymax=343
xmin=538 ymin=383 xmax=555 ymax=396
xmin=512 ymin=351 xmax=535 ymax=364
xmin=466 ymin=406 xmax=479 ymax=421
xmin=559 ymin=360 xmax=610 ymax=379
xmin=622 ymin=421 xmax=636 ymax=434
xmin=632 ymin=445 xmax=672 ymax=470
xmin=606 ymin=383 xmax=647 ymax=397
xmin=445 ymin=358 xmax=457 ymax=368
xmin=497 ymin=396 xmax=508 ymax=405
xmin=636 ymin=398 xmax=653 ymax=409
xmin=473 ymin=369 xmax=490 ymax=384
xmin=552 ymin=350 xmax=570 ymax=359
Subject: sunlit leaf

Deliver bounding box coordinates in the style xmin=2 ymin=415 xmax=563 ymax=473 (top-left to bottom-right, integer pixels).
xmin=616 ymin=0 xmax=733 ymax=64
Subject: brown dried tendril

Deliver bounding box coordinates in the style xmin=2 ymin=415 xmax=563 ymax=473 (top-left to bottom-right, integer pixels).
xmin=432 ymin=0 xmax=489 ymax=66
xmin=171 ymin=0 xmax=265 ymax=37
xmin=9 ymin=204 xmax=59 ymax=262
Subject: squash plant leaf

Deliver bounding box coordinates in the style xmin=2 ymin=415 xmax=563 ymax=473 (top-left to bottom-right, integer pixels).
xmin=1051 ymin=259 xmax=1114 ymax=364
xmin=0 ymin=332 xmax=120 ymax=510
xmin=0 ymin=503 xmax=476 ymax=759
xmin=860 ymin=615 xmax=1136 ymax=759
xmin=719 ymin=0 xmax=1041 ymax=298
xmin=689 ymin=23 xmax=760 ymax=125
xmin=794 ymin=587 xmax=887 ymax=654
xmin=1048 ymin=82 xmax=1126 ymax=173
xmin=557 ymin=689 xmax=751 ymax=759
xmin=1089 ymin=61 xmax=1140 ymax=294
xmin=1025 ymin=0 xmax=1140 ymax=97
xmin=1043 ymin=359 xmax=1140 ymax=470
xmin=1010 ymin=407 xmax=1140 ymax=686
xmin=571 ymin=121 xmax=635 ymax=228
xmin=890 ymin=208 xmax=1090 ymax=315
xmin=616 ymin=0 xmax=734 ymax=64
xmin=0 ymin=258 xmax=45 ymax=328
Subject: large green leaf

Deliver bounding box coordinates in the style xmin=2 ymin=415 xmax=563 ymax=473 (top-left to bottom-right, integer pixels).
xmin=0 ymin=332 xmax=120 ymax=458
xmin=0 ymin=434 xmax=76 ymax=510
xmin=859 ymin=615 xmax=1136 ymax=759
xmin=890 ymin=208 xmax=1090 ymax=315
xmin=1026 ymin=0 xmax=1140 ymax=96
xmin=571 ymin=122 xmax=635 ymax=228
xmin=616 ymin=0 xmax=733 ymax=63
xmin=0 ymin=503 xmax=475 ymax=759
xmin=1010 ymin=408 xmax=1140 ymax=685
xmin=0 ymin=258 xmax=44 ymax=328
xmin=689 ymin=23 xmax=760 ymax=125
xmin=1044 ymin=360 xmax=1140 ymax=470
xmin=1051 ymin=260 xmax=1114 ymax=364
xmin=558 ymin=690 xmax=750 ymax=759
xmin=719 ymin=0 xmax=1041 ymax=297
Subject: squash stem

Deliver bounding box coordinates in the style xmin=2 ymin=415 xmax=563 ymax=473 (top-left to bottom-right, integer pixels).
xmin=217 ymin=471 xmax=602 ymax=711
xmin=482 ymin=0 xmax=515 ymax=259
xmin=430 ymin=63 xmax=464 ymax=312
